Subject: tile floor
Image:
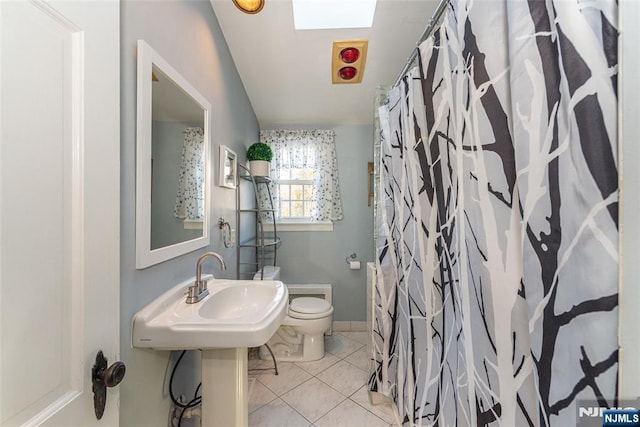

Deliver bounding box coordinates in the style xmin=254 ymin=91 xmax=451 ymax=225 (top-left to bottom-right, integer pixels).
xmin=247 ymin=331 xmax=399 ymax=427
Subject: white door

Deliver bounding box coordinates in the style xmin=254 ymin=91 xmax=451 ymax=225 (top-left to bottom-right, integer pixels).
xmin=0 ymin=1 xmax=120 ymax=425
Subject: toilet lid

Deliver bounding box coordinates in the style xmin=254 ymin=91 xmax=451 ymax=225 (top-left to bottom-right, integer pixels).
xmin=289 ymin=297 xmax=331 ymax=315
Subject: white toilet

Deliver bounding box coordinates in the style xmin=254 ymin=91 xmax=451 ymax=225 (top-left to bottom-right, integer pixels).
xmin=253 ymin=267 xmax=333 ymax=362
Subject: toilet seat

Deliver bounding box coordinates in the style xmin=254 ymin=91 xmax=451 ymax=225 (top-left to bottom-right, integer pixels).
xmin=288 ymin=297 xmax=333 ymax=320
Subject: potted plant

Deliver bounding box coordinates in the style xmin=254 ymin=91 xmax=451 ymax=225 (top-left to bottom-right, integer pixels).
xmin=246 ymin=142 xmax=273 ymax=177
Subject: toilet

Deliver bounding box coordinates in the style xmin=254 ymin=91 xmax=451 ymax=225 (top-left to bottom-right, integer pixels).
xmin=253 ymin=267 xmax=333 ymax=362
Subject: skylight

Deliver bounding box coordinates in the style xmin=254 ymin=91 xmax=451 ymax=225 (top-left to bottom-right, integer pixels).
xmin=292 ymin=0 xmax=377 ymax=30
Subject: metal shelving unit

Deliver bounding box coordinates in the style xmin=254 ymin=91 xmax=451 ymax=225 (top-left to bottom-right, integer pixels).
xmin=236 ymin=164 xmax=281 ymax=280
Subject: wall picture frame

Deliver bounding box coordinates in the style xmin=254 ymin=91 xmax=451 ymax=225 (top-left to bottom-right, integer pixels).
xmin=219 ymin=145 xmax=237 ymax=188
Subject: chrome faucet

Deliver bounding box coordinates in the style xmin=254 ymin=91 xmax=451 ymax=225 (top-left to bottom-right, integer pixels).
xmin=186 ymin=252 xmax=226 ymax=304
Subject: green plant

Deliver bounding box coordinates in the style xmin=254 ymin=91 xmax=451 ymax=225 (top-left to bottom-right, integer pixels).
xmin=246 ymin=142 xmax=273 ymax=162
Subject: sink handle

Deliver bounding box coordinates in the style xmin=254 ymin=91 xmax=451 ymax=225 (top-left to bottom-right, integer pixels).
xmin=187 ymin=285 xmax=198 ymax=299
xmin=186 ymin=283 xmax=209 ymax=304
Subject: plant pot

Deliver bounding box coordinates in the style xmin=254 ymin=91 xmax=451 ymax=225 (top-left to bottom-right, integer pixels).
xmin=249 ymin=160 xmax=270 ymax=177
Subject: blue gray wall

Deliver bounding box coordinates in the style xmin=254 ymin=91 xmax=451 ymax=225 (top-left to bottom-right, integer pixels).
xmin=262 ymin=125 xmax=374 ymax=322
xmin=120 ymin=1 xmax=257 ymax=425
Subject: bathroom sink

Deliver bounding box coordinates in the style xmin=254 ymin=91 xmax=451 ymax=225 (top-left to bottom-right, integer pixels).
xmin=132 ymin=277 xmax=288 ymax=350
xmin=199 ymin=283 xmax=280 ymax=320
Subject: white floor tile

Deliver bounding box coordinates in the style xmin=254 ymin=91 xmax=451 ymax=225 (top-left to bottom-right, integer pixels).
xmin=316 ymin=360 xmax=368 ymax=397
xmin=294 ymin=353 xmax=340 ymax=376
xmin=248 ymin=378 xmax=277 ymax=414
xmin=350 ymin=386 xmax=398 ymax=425
xmin=256 ymin=363 xmax=312 ymax=396
xmin=325 ymin=334 xmax=364 ymax=359
xmin=249 ymin=356 xmax=277 ymax=372
xmin=314 ymin=399 xmax=389 ymax=427
xmin=344 ymin=346 xmax=370 ymax=372
xmin=338 ymin=331 xmax=368 ymax=345
xmin=281 ymin=377 xmax=346 ymax=422
xmin=248 ymin=398 xmax=311 ymax=427
xmin=246 ymin=335 xmax=397 ymax=427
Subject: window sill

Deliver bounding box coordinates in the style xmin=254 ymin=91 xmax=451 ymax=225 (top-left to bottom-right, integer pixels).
xmin=263 ymin=221 xmax=333 ymax=232
xmin=183 ymin=220 xmax=203 ymax=230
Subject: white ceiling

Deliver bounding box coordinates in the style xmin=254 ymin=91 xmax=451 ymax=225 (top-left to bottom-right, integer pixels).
xmin=210 ymin=0 xmax=438 ymax=127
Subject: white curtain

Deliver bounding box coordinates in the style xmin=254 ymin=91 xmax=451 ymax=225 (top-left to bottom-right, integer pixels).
xmin=259 ymin=130 xmax=343 ymax=221
xmin=174 ymin=127 xmax=204 ymax=221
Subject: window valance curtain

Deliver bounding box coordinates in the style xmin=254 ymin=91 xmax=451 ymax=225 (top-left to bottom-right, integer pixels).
xmin=259 ymin=129 xmax=343 ymax=222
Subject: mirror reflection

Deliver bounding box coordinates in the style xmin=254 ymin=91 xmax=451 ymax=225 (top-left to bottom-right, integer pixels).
xmin=150 ymin=65 xmax=205 ymax=250
xmin=136 ymin=40 xmax=211 ymax=269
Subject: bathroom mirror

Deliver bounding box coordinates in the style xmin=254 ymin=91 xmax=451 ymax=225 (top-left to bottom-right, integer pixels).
xmin=136 ymin=40 xmax=212 ymax=269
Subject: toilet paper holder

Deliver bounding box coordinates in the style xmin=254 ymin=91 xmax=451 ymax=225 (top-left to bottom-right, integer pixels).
xmin=346 ymin=253 xmax=361 ymax=270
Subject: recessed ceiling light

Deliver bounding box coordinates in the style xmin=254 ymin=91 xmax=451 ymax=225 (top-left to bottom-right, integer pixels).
xmin=292 ymin=0 xmax=377 ymax=30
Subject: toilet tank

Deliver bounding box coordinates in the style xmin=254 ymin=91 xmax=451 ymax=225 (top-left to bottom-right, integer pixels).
xmin=253 ymin=266 xmax=281 ymax=280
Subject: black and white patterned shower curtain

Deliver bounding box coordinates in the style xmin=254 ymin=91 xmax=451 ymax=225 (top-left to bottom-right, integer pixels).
xmin=371 ymin=1 xmax=618 ymax=426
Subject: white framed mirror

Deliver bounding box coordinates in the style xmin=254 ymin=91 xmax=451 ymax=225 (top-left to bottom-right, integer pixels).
xmin=136 ymin=40 xmax=212 ymax=269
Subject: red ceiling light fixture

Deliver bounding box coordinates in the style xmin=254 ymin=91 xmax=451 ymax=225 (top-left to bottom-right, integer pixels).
xmin=340 ymin=47 xmax=360 ymax=64
xmin=338 ymin=66 xmax=357 ymax=80
xmin=332 ymin=40 xmax=368 ymax=84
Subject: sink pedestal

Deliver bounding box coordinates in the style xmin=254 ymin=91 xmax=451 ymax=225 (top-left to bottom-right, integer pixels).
xmin=131 ymin=277 xmax=288 ymax=425
xmin=201 ymin=348 xmax=248 ymax=427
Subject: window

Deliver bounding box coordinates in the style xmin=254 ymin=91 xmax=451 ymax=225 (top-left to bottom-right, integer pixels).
xmin=258 ymin=130 xmax=343 ymax=231
xmin=292 ymin=0 xmax=377 ymax=30
xmin=277 ymin=166 xmax=315 ymax=219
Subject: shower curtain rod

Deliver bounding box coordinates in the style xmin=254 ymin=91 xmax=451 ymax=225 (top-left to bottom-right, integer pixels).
xmin=392 ymin=0 xmax=450 ymax=88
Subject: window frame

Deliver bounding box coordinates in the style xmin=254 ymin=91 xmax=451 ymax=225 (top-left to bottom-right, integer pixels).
xmin=263 ymin=219 xmax=333 ymax=232
xmin=267 ymin=173 xmax=334 ymax=232
xmin=277 ymin=178 xmax=314 ymax=221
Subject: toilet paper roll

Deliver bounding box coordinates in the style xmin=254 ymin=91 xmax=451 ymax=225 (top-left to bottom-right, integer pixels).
xmin=349 ymin=261 xmax=361 ymax=270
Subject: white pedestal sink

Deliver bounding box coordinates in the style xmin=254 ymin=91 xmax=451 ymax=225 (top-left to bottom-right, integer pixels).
xmin=132 ymin=277 xmax=288 ymax=427
xmin=202 ymin=348 xmax=248 ymax=426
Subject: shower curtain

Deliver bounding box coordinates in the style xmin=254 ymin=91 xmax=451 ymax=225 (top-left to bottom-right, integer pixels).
xmin=371 ymin=1 xmax=618 ymax=426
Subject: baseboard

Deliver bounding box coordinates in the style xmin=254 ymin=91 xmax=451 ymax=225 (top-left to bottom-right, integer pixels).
xmin=332 ymin=321 xmax=366 ymax=332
